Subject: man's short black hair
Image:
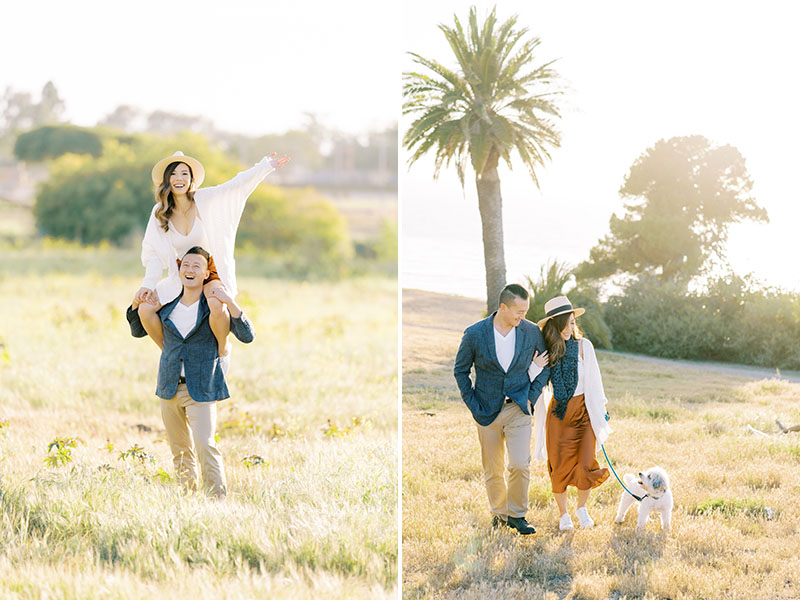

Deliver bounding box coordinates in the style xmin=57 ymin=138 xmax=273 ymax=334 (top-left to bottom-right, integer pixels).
xmin=499 ymin=283 xmax=529 ymax=307
xmin=182 ymin=246 xmax=210 ymax=264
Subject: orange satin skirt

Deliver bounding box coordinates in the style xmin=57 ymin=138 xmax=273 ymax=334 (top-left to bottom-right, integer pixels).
xmin=545 ymin=393 xmax=610 ymax=493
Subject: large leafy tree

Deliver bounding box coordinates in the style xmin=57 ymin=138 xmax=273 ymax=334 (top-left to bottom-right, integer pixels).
xmin=403 ymin=6 xmax=562 ymax=313
xmin=577 ymin=135 xmax=768 ymax=283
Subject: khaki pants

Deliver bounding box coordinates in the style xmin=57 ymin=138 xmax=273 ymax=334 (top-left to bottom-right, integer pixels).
xmin=161 ymin=384 xmax=226 ymax=497
xmin=477 ymin=400 xmax=532 ymax=518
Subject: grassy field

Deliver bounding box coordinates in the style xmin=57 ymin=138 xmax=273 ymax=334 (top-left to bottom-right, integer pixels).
xmin=0 ymin=247 xmax=397 ymax=599
xmin=403 ymin=289 xmax=800 ymax=600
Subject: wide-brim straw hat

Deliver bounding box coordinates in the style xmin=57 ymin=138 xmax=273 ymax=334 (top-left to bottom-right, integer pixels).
xmin=151 ymin=151 xmax=205 ymax=188
xmin=536 ymin=295 xmax=585 ymax=329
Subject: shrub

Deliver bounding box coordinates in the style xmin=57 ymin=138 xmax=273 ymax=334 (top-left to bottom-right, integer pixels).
xmin=14 ymin=125 xmax=103 ymax=161
xmin=35 ymin=164 xmax=153 ymax=245
xmin=604 ymin=275 xmax=800 ymax=369
xmin=237 ymin=186 xmax=353 ymax=276
xmin=525 ymin=261 xmax=612 ymax=349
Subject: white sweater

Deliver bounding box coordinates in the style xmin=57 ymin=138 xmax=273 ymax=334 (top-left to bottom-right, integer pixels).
xmin=140 ymin=157 xmax=275 ymax=303
xmin=528 ymin=338 xmax=612 ymax=461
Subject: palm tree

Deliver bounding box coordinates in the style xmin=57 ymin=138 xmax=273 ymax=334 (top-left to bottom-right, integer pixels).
xmin=403 ymin=5 xmax=563 ymax=313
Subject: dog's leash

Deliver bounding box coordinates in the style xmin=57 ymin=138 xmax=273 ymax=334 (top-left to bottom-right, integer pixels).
xmin=601 ymin=444 xmax=645 ymax=502
xmin=600 ymin=412 xmax=645 ymax=502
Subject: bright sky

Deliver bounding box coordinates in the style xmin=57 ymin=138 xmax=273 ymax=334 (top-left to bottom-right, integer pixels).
xmin=402 ymin=0 xmax=800 ymax=297
xmin=1 ymin=0 xmax=399 ymax=135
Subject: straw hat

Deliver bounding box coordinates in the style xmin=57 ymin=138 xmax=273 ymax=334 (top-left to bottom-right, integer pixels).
xmin=151 ymin=151 xmax=205 ymax=187
xmin=536 ymin=295 xmax=585 ymax=329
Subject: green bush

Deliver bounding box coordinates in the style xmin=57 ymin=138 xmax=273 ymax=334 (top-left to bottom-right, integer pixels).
xmin=604 ymin=275 xmax=800 ymax=369
xmin=35 ymin=164 xmax=153 ymax=245
xmin=524 ymin=261 xmax=612 ymax=349
xmin=237 ymin=186 xmax=353 ymax=276
xmin=14 ymin=125 xmax=103 ymax=161
xmin=33 ymin=128 xmax=356 ymax=276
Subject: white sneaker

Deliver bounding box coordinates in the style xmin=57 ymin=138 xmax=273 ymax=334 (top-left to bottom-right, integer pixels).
xmin=576 ymin=507 xmax=594 ymax=528
xmin=559 ymin=513 xmax=574 ymax=531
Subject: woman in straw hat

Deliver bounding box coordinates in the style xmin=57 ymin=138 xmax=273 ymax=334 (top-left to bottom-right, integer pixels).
xmin=132 ymin=151 xmax=289 ymax=356
xmin=528 ymin=296 xmax=611 ymax=531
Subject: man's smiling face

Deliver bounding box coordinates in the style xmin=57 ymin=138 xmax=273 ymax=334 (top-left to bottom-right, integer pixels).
xmin=179 ymin=253 xmax=209 ymax=289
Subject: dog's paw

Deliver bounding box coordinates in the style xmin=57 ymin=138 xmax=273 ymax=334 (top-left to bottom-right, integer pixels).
xmin=614 ymin=517 xmax=624 ymax=524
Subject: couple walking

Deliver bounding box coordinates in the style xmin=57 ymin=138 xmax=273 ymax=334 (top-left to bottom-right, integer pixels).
xmin=454 ymin=284 xmax=612 ymax=533
xmin=126 ymin=150 xmax=288 ymax=498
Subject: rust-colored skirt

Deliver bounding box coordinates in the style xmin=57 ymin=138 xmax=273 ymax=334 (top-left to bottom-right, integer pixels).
xmin=546 ymin=393 xmax=609 ymax=493
xmin=175 ymin=255 xmax=221 ymax=285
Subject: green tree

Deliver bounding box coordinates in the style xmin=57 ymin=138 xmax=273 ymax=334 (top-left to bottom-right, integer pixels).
xmin=1 ymin=82 xmax=65 ymax=135
xmin=577 ymin=135 xmax=768 ymax=283
xmin=14 ymin=125 xmax=103 ymax=161
xmin=403 ymin=6 xmax=562 ymax=313
xmin=35 ymin=164 xmax=153 ymax=244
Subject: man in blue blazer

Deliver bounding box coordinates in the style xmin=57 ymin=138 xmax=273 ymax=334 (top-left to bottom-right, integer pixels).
xmin=127 ymin=246 xmax=254 ymax=498
xmin=454 ymin=284 xmax=550 ymax=534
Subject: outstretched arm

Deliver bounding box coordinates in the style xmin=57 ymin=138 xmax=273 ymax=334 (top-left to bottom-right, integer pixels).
xmin=200 ymin=153 xmax=290 ymax=201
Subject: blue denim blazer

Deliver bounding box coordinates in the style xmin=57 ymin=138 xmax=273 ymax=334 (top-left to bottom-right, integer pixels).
xmin=126 ymin=293 xmax=255 ymax=402
xmin=454 ymin=314 xmax=550 ymax=426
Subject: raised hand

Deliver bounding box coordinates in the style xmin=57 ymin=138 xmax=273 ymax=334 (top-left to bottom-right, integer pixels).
xmin=268 ymin=152 xmax=290 ymax=169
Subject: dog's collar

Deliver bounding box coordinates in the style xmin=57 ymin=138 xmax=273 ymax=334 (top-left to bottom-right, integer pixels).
xmin=645 ymin=491 xmax=666 ymax=500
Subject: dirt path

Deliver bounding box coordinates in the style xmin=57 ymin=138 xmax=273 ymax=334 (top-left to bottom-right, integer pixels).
xmin=606 ymin=350 xmax=800 ymax=383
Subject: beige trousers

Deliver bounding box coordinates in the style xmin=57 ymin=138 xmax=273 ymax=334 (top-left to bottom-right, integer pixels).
xmin=477 ymin=400 xmax=532 ymax=519
xmin=160 ymin=384 xmax=226 ymax=498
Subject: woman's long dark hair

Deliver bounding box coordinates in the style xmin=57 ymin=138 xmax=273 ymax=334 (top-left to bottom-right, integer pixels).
xmin=542 ymin=312 xmax=583 ymax=366
xmin=154 ymin=161 xmax=196 ymax=232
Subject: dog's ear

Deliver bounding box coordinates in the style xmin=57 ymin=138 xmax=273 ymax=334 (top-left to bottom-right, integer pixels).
xmin=651 ymin=474 xmax=664 ymax=490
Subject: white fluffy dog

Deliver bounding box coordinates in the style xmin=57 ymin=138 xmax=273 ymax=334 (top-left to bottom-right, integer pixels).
xmin=614 ymin=467 xmax=673 ymax=532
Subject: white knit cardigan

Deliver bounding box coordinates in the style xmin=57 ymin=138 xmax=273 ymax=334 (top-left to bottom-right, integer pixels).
xmin=529 ymin=337 xmax=612 ymax=461
xmin=140 ymin=157 xmax=275 ymax=303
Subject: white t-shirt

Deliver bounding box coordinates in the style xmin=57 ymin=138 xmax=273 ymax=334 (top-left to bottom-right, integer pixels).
xmin=168 ymin=299 xmax=200 ymax=376
xmin=493 ymin=326 xmax=516 ymax=373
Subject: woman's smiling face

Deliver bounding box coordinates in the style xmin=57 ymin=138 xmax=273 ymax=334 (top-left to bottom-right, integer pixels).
xmin=169 ymin=163 xmax=192 ymax=195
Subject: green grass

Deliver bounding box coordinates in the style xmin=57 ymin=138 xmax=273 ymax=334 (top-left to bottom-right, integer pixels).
xmin=0 ymin=248 xmax=398 ymax=598
xmin=403 ymin=290 xmax=800 ymax=600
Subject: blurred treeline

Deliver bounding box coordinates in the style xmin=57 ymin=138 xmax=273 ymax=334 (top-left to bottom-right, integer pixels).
xmin=0 ymin=82 xmax=397 ymax=278
xmin=526 ymin=135 xmax=800 ymax=370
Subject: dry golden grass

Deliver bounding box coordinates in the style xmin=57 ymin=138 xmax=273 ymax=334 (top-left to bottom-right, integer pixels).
xmin=403 ymin=289 xmax=800 ymax=600
xmin=0 ymin=251 xmax=397 ymax=599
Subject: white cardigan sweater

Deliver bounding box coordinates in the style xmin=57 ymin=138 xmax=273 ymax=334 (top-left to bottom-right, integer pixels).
xmin=528 ymin=338 xmax=612 ymax=461
xmin=141 ymin=157 xmax=275 ymax=303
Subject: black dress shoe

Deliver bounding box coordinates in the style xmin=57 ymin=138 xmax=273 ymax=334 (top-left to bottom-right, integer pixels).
xmin=506 ymin=516 xmax=536 ymax=535
xmin=491 ymin=515 xmax=507 ymax=529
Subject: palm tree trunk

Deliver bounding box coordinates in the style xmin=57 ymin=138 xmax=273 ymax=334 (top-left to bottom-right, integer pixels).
xmin=475 ymin=149 xmax=506 ymax=314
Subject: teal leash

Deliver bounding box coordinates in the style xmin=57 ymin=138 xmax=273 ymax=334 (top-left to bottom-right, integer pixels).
xmin=601 ymin=443 xmax=644 ymax=502
xmin=600 ymin=411 xmax=644 ymax=502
